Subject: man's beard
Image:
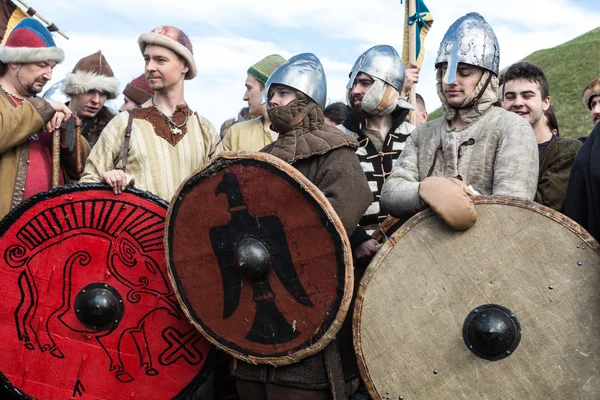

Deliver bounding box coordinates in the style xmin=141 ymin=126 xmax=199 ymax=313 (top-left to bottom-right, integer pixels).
xmin=348 ymin=93 xmax=366 ymax=118
xmin=17 ymin=75 xmax=46 ymax=96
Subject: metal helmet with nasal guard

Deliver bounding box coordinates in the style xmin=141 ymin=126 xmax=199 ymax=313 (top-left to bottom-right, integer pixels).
xmin=435 ymin=13 xmax=500 ymax=85
xmin=346 ymin=45 xmax=405 ymax=94
xmin=260 ymin=53 xmax=327 ymax=109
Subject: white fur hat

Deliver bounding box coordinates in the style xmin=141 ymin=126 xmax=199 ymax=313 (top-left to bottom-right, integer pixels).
xmin=63 ymin=51 xmax=119 ymax=100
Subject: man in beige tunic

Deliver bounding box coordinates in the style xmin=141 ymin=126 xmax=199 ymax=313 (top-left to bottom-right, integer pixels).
xmin=381 ymin=13 xmax=538 ymax=228
xmin=80 ymin=26 xmax=220 ymax=201
xmin=217 ymin=54 xmax=285 ymax=152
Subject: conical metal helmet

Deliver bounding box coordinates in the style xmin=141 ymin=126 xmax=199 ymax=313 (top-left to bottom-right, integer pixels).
xmin=260 ymin=53 xmax=327 ymax=109
xmin=346 ymin=45 xmax=405 ymax=93
xmin=435 ymin=13 xmax=500 ymax=84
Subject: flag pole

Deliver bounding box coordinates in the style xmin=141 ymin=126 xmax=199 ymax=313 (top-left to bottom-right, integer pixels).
xmin=408 ymin=0 xmax=417 ymax=125
xmin=14 ymin=0 xmax=69 ymax=39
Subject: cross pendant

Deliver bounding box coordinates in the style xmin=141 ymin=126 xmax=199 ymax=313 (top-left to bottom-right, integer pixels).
xmin=171 ymin=127 xmax=182 ymax=135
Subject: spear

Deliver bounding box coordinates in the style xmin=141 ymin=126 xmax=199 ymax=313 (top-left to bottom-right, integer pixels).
xmin=51 ymin=128 xmax=60 ymax=188
xmin=14 ymin=0 xmax=69 ymax=39
xmin=408 ymin=0 xmax=417 ymax=125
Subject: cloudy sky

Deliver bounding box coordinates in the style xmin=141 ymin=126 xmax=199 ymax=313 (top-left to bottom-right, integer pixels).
xmin=34 ymin=0 xmax=600 ymax=127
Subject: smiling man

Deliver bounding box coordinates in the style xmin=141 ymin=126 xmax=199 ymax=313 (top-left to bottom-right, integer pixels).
xmin=217 ymin=54 xmax=285 ymax=152
xmin=63 ymin=51 xmax=118 ymax=148
xmin=80 ymin=26 xmax=220 ymax=202
xmin=502 ymin=62 xmax=581 ymax=211
xmin=381 ymin=13 xmax=539 ymax=229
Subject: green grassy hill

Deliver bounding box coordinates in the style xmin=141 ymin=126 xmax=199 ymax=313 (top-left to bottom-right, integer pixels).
xmin=428 ymin=28 xmax=600 ymax=139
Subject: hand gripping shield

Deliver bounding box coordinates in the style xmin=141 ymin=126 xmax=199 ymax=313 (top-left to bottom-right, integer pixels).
xmin=346 ymin=45 xmax=405 ymax=94
xmin=355 ymin=197 xmax=600 ymax=399
xmin=260 ymin=53 xmax=327 ymax=109
xmin=435 ymin=12 xmax=500 ymax=84
xmin=0 ymin=184 xmax=214 ymax=400
xmin=166 ymin=151 xmax=353 ymax=366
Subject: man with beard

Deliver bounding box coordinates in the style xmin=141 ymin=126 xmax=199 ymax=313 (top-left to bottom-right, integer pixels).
xmin=338 ymin=45 xmax=415 ymax=265
xmin=502 ymin=61 xmax=581 ymax=211
xmin=231 ymin=53 xmax=372 ymax=400
xmin=119 ymin=73 xmax=154 ymax=112
xmin=0 ymin=18 xmax=89 ymax=219
xmin=218 ymin=54 xmax=285 ymax=151
xmin=80 ymin=25 xmax=220 ymax=202
xmin=381 ymin=13 xmax=538 ymax=230
xmin=63 ymin=51 xmax=118 ymax=148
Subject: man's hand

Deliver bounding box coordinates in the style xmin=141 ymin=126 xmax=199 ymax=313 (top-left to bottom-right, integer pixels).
xmin=44 ymin=100 xmax=72 ymax=132
xmin=418 ymin=177 xmax=477 ymax=230
xmin=102 ymin=170 xmax=135 ymax=194
xmin=401 ymin=63 xmax=421 ymax=97
xmin=353 ymin=238 xmax=380 ymax=266
xmin=45 ymin=111 xmax=68 ymax=133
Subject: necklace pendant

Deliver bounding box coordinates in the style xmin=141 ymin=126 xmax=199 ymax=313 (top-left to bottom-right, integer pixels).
xmin=171 ymin=126 xmax=182 ymax=135
xmin=29 ymin=133 xmax=39 ymax=141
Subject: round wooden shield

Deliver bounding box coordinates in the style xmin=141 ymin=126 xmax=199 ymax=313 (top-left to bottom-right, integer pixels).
xmin=354 ymin=197 xmax=600 ymax=399
xmin=166 ymin=151 xmax=353 ymax=366
xmin=0 ymin=184 xmax=214 ymax=400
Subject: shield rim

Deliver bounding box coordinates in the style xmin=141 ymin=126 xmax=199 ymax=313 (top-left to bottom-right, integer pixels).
xmin=0 ymin=183 xmax=216 ymax=400
xmin=165 ymin=151 xmax=354 ymax=366
xmin=353 ymin=196 xmax=600 ymax=400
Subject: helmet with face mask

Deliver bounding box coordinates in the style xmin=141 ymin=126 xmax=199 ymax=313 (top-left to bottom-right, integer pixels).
xmin=260 ymin=53 xmax=327 ymax=109
xmin=435 ymin=12 xmax=500 ymax=85
xmin=347 ymin=45 xmax=412 ymax=116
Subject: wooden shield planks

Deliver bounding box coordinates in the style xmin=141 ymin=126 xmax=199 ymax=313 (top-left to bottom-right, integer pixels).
xmin=166 ymin=151 xmax=353 ymax=366
xmin=354 ymin=197 xmax=600 ymax=399
xmin=0 ymin=184 xmax=214 ymax=400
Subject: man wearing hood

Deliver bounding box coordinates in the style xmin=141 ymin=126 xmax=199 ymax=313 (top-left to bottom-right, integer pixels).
xmin=338 ymin=45 xmax=415 ymax=265
xmin=381 ymin=13 xmax=539 ymax=229
xmin=231 ymin=53 xmax=372 ymax=400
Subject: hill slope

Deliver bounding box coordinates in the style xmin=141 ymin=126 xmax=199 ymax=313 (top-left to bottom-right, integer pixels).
xmin=428 ymin=27 xmax=600 ymax=139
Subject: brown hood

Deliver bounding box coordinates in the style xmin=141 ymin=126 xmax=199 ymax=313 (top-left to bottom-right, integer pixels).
xmin=264 ymin=92 xmax=358 ymax=163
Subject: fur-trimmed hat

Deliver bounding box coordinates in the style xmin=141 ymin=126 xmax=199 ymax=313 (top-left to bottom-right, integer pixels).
xmin=123 ymin=74 xmax=154 ymax=105
xmin=138 ymin=26 xmax=196 ymax=80
xmin=63 ymin=51 xmax=119 ymax=100
xmin=582 ymin=78 xmax=600 ymax=110
xmin=0 ymin=18 xmax=64 ymax=64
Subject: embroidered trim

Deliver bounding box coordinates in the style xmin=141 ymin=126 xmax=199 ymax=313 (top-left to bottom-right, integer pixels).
xmin=133 ymin=104 xmax=192 ymax=146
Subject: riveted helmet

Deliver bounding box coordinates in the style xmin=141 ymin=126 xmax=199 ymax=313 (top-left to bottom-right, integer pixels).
xmin=260 ymin=53 xmax=327 ymax=109
xmin=346 ymin=45 xmax=405 ymax=94
xmin=435 ymin=12 xmax=500 ymax=84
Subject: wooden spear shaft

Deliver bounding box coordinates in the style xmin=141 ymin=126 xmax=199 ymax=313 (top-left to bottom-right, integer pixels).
xmin=14 ymin=0 xmax=69 ymax=39
xmin=75 ymin=115 xmax=83 ymax=174
xmin=408 ymin=0 xmax=417 ymax=126
xmin=52 ymin=129 xmax=60 ymax=188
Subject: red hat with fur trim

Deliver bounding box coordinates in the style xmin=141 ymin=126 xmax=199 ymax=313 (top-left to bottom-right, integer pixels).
xmin=123 ymin=74 xmax=154 ymax=105
xmin=0 ymin=18 xmax=64 ymax=64
xmin=63 ymin=50 xmax=119 ymax=100
xmin=138 ymin=26 xmax=197 ymax=80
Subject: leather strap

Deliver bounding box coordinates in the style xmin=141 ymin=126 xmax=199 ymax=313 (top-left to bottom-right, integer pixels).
xmin=323 ymin=340 xmax=347 ymax=400
xmin=374 ymin=85 xmax=399 ymax=113
xmin=280 ymin=102 xmax=317 ymax=133
xmin=121 ymin=110 xmax=134 ymax=172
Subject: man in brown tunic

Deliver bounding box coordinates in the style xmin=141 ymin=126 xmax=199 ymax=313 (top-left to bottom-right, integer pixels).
xmin=231 ymin=53 xmax=372 ymax=400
